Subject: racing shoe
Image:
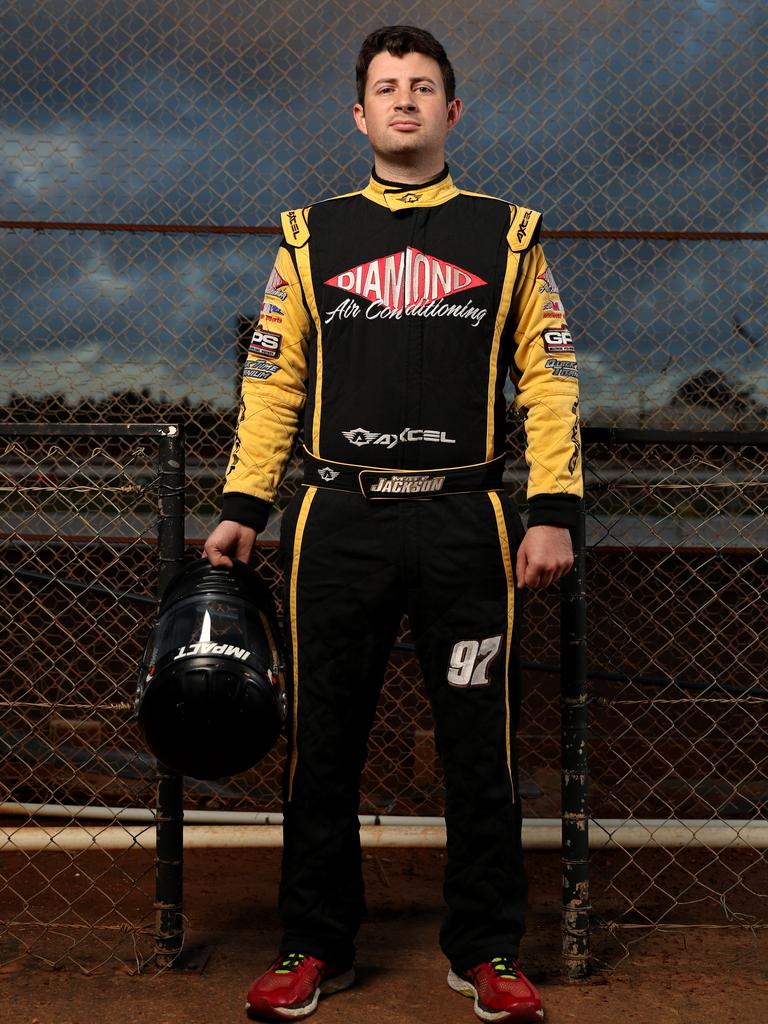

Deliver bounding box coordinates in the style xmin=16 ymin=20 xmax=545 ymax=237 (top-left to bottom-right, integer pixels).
xmin=246 ymin=952 xmax=355 ymax=1021
xmin=447 ymin=956 xmax=544 ymax=1023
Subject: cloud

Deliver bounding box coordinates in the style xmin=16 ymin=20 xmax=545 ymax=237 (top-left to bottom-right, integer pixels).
xmin=0 ymin=341 xmax=235 ymax=408
xmin=1 ymin=2 xmax=766 ymax=426
xmin=1 ymin=123 xmax=85 ymax=200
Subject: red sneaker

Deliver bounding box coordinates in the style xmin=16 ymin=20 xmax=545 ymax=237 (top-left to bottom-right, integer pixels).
xmin=245 ymin=952 xmax=355 ymax=1021
xmin=448 ymin=956 xmax=544 ymax=1022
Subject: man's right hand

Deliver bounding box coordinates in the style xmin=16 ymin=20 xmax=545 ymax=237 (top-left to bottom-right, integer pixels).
xmin=203 ymin=520 xmax=258 ymax=568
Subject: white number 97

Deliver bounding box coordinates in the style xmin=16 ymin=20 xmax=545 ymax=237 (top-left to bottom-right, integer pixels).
xmin=447 ymin=634 xmax=502 ymax=688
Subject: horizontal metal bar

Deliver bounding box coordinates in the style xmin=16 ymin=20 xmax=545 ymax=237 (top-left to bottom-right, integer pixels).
xmin=2 ymin=220 xmax=766 ymax=241
xmin=0 ymin=802 xmax=439 ymax=827
xmin=582 ymin=427 xmax=768 ymax=446
xmin=5 ymin=818 xmax=768 ymax=851
xmin=545 ymin=230 xmax=768 ymax=241
xmin=0 ymin=423 xmax=180 ymax=438
xmin=0 ymin=219 xmax=280 ymax=236
xmin=5 ymin=566 xmax=155 ymax=605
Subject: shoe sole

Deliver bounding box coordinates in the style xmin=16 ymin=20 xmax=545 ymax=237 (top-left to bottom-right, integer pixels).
xmin=447 ymin=968 xmax=544 ymax=1023
xmin=246 ymin=968 xmax=355 ymax=1021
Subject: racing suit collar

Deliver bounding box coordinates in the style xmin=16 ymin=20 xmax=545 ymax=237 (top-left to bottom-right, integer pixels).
xmin=362 ymin=164 xmax=459 ymax=211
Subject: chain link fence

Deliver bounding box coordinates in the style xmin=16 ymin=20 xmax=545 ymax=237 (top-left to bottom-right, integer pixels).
xmin=2 ymin=0 xmax=768 ymax=973
xmin=4 ymin=427 xmax=768 ymax=970
xmin=0 ymin=423 xmax=562 ymax=973
xmin=3 ymin=230 xmax=766 ymax=540
xmin=584 ymin=430 xmax=768 ymax=960
xmin=2 ymin=3 xmax=767 ymax=541
xmin=0 ymin=424 xmax=183 ymax=972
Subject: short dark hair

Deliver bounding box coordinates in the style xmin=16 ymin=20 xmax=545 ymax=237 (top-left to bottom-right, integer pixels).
xmin=356 ymin=25 xmax=456 ymax=105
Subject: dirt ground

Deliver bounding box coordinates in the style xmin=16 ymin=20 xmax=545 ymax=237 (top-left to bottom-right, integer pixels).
xmin=4 ymin=847 xmax=768 ymax=1024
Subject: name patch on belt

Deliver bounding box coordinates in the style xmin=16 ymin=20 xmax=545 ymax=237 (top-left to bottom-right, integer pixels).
xmin=362 ymin=472 xmax=446 ymax=498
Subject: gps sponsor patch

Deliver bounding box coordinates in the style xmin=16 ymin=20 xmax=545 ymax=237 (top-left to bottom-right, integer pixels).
xmin=248 ymin=328 xmax=281 ymax=358
xmin=542 ymin=328 xmax=574 ymax=354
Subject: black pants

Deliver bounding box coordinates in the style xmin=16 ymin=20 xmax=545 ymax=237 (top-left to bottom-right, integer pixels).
xmin=277 ymin=486 xmax=527 ymax=969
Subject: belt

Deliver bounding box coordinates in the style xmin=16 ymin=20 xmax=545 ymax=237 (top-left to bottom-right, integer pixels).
xmin=302 ymin=449 xmax=506 ymax=500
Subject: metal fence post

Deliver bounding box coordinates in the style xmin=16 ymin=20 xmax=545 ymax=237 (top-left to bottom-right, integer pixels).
xmin=154 ymin=425 xmax=185 ymax=967
xmin=560 ymin=503 xmax=590 ymax=978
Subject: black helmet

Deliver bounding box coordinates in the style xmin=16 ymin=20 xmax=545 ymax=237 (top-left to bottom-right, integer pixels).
xmin=135 ymin=559 xmax=286 ymax=780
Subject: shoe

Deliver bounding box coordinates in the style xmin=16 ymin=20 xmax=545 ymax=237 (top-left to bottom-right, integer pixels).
xmin=245 ymin=951 xmax=355 ymax=1021
xmin=447 ymin=956 xmax=544 ymax=1023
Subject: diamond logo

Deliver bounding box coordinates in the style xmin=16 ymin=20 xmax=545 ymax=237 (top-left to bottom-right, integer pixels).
xmin=325 ymin=247 xmax=486 ymax=312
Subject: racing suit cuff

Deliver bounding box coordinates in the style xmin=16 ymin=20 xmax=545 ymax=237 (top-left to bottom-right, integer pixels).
xmin=220 ymin=492 xmax=272 ymax=534
xmin=527 ymin=494 xmax=582 ymax=530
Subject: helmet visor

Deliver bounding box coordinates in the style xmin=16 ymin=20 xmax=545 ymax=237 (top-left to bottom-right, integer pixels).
xmin=150 ymin=593 xmax=278 ymax=670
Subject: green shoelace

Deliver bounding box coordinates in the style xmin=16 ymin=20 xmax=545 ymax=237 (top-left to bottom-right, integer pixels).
xmin=275 ymin=952 xmax=308 ymax=975
xmin=489 ymin=956 xmax=520 ymax=979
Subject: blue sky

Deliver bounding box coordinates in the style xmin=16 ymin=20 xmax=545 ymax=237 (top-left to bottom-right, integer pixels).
xmin=1 ymin=0 xmax=766 ymax=420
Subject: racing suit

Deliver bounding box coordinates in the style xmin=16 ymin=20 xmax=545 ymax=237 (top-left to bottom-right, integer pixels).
xmin=222 ymin=165 xmax=582 ymax=969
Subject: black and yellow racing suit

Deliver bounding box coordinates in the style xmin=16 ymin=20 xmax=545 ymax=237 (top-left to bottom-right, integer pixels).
xmin=221 ymin=165 xmax=582 ymax=969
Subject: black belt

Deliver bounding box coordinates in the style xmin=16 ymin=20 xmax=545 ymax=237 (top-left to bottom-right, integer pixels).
xmin=302 ymin=449 xmax=506 ymax=500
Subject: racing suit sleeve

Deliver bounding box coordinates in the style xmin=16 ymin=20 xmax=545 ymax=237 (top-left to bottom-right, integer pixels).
xmin=220 ymin=244 xmax=311 ymax=533
xmin=510 ymin=242 xmax=583 ymax=529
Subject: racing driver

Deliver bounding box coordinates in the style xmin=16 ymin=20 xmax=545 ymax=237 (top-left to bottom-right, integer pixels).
xmin=205 ymin=24 xmax=582 ymax=1024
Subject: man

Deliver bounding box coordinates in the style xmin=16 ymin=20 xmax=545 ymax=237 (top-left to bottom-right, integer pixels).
xmin=205 ymin=25 xmax=582 ymax=1024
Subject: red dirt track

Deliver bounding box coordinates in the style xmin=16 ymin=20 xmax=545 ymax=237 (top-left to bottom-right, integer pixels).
xmin=4 ymin=847 xmax=768 ymax=1024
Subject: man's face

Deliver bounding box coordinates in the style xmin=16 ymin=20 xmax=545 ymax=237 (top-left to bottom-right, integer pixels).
xmin=353 ymin=50 xmax=461 ymax=164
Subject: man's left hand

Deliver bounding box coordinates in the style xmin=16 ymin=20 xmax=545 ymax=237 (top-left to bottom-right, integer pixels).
xmin=515 ymin=525 xmax=574 ymax=590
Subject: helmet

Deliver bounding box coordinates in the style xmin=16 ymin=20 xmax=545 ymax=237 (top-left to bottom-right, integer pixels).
xmin=135 ymin=558 xmax=286 ymax=780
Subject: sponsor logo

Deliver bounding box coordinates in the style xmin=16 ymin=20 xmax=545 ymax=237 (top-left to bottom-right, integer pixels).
xmin=317 ymin=466 xmax=340 ymax=482
xmin=545 ymin=357 xmax=578 ymax=380
xmin=261 ymin=301 xmax=284 ymax=317
xmin=542 ymin=328 xmax=574 ymax=354
xmin=243 ymin=359 xmax=280 ymax=380
xmin=227 ymin=396 xmax=246 ymax=476
xmin=287 ymin=210 xmax=301 ymax=241
xmin=266 ymin=265 xmax=289 ymax=300
xmin=542 ymin=299 xmax=566 ymax=319
xmin=174 ymin=642 xmax=251 ymax=661
xmin=324 ymin=295 xmax=487 ymax=328
xmin=326 ymin=246 xmax=486 ymax=312
xmin=537 ymin=266 xmax=559 ymax=295
xmin=342 ymin=426 xmax=456 ymax=449
xmin=261 ymin=314 xmax=283 ymax=325
xmin=248 ymin=328 xmax=281 ymax=358
xmin=397 ymin=192 xmax=422 ymax=203
xmin=516 ymin=210 xmax=532 ymax=244
xmin=369 ymin=474 xmax=446 ymax=495
xmin=568 ymin=400 xmax=581 ymax=475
